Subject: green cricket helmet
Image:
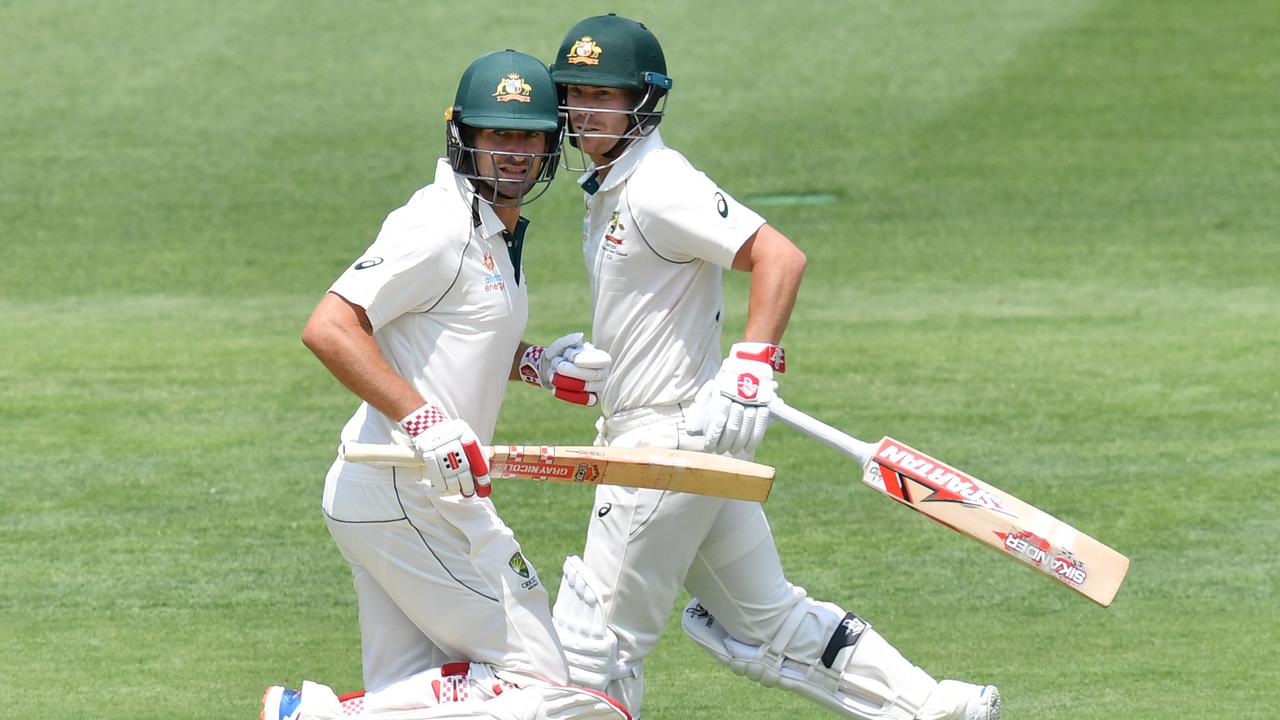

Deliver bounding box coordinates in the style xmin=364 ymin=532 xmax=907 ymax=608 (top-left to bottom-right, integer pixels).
xmin=446 ymin=49 xmax=564 ymax=206
xmin=550 ymin=14 xmax=673 ymax=170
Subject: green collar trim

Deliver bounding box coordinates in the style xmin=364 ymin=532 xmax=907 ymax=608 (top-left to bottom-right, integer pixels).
xmin=503 ymin=216 xmax=528 ymax=285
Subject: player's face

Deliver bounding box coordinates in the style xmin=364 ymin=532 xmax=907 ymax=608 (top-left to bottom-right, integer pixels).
xmin=470 ymin=129 xmax=549 ymax=199
xmin=563 ymin=84 xmax=636 ymax=158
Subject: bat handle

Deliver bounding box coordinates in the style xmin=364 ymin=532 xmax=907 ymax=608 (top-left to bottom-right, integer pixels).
xmin=769 ymin=399 xmax=876 ymax=466
xmin=339 ymin=441 xmax=424 ymax=465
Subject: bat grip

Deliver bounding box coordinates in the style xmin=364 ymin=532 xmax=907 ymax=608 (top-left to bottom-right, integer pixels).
xmin=339 ymin=442 xmax=424 ymax=465
xmin=769 ymin=399 xmax=876 ymax=466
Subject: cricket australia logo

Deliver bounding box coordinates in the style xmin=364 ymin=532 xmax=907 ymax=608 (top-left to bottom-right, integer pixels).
xmin=508 ymin=552 xmax=530 ymax=578
xmin=605 ymin=211 xmax=625 ymax=245
xmin=508 ymin=551 xmax=540 ymax=590
xmin=567 ymin=36 xmax=603 ymax=65
xmin=601 ymin=211 xmax=629 ymax=259
xmin=482 ymin=251 xmax=506 ymax=293
xmin=493 ymin=73 xmax=533 ymax=103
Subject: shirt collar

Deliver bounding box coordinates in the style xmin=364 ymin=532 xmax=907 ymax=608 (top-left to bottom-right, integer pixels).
xmin=577 ymin=129 xmax=666 ymax=196
xmin=438 ymin=157 xmax=509 ymax=239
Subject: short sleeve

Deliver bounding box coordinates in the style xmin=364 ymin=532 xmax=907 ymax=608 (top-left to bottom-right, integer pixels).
xmin=628 ymin=150 xmax=766 ymax=267
xmin=329 ymin=204 xmax=463 ymax=332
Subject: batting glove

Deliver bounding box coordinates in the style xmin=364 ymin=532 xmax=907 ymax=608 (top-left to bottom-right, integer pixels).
xmin=399 ymin=402 xmax=491 ymax=498
xmin=519 ymin=332 xmax=611 ymax=407
xmin=692 ymin=342 xmax=785 ymax=456
xmin=553 ymin=556 xmax=624 ymax=690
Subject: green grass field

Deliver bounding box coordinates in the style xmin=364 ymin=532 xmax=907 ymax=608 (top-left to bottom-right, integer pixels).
xmin=3 ymin=2 xmax=1277 ymax=718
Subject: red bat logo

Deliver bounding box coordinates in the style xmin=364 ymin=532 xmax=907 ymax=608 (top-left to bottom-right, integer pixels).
xmin=499 ymin=461 xmax=572 ymax=479
xmin=873 ymin=441 xmax=1014 ymax=516
xmin=995 ymin=530 xmax=1089 ymax=586
xmin=574 ymin=463 xmax=602 ymax=484
xmin=736 ymin=373 xmax=759 ymax=400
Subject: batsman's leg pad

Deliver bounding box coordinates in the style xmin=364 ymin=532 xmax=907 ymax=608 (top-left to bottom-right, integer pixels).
xmin=317 ymin=677 xmax=630 ymax=720
xmin=916 ymin=680 xmax=1001 ymax=720
xmin=485 ymin=684 xmax=633 ymax=720
xmin=552 ymin=556 xmax=644 ymax=715
xmin=681 ymin=596 xmax=937 ymax=720
xmin=293 ymin=680 xmax=345 ymax=719
xmin=359 ymin=662 xmax=516 ymax=713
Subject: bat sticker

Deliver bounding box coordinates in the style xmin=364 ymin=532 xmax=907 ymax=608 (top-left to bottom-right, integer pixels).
xmin=873 ymin=441 xmax=1016 ymax=516
xmin=573 ymin=462 xmax=602 ymax=484
xmin=996 ymin=530 xmax=1089 ymax=587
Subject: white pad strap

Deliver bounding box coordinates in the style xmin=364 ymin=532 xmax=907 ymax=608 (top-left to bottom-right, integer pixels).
xmin=682 ymin=597 xmax=938 ymax=720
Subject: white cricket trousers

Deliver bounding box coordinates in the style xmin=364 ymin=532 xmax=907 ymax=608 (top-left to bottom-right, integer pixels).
xmin=322 ymin=458 xmax=569 ymax=692
xmin=580 ymin=405 xmax=824 ymax=668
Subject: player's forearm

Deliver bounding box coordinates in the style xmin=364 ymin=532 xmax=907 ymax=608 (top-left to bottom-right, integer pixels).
xmin=737 ymin=226 xmax=806 ymax=343
xmin=302 ymin=295 xmax=424 ymax=420
xmin=310 ymin=332 xmax=424 ymax=420
xmin=510 ymin=341 xmax=532 ymax=381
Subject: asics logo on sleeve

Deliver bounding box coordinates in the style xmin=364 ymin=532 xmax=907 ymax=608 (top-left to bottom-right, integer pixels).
xmin=714 ymin=192 xmax=728 ymax=218
xmin=354 ymin=257 xmax=384 ymax=270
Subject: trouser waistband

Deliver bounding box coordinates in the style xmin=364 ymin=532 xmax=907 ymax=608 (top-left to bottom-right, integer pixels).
xmin=598 ymin=401 xmax=694 ymax=440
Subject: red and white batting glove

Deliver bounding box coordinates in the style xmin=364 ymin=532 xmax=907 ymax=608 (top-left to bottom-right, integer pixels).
xmin=692 ymin=342 xmax=785 ymax=456
xmin=399 ymin=402 xmax=491 ymax=498
xmin=519 ymin=332 xmax=611 ymax=407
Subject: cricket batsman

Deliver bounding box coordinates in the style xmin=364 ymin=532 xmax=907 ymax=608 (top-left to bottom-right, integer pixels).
xmin=546 ymin=15 xmax=1001 ymax=720
xmin=261 ymin=49 xmax=628 ymax=720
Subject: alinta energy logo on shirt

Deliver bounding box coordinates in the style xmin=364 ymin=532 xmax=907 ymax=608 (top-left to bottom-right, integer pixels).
xmin=482 ymin=252 xmax=506 ymax=293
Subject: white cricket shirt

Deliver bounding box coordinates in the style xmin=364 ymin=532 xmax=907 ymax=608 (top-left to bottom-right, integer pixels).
xmin=579 ymin=130 xmax=766 ymax=417
xmin=330 ymin=158 xmax=529 ymax=446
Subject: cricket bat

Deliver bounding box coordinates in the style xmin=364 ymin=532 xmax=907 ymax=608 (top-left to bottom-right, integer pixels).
xmin=770 ymin=399 xmax=1129 ymax=606
xmin=339 ymin=442 xmax=774 ymax=503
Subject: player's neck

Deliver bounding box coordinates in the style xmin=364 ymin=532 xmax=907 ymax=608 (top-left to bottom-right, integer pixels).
xmin=590 ymin=156 xmax=612 ymax=182
xmin=492 ymin=203 xmax=522 ymax=233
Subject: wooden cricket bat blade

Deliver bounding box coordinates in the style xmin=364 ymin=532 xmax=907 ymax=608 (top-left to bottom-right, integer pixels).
xmin=338 ymin=442 xmax=774 ymax=503
xmin=864 ymin=437 xmax=1130 ymax=606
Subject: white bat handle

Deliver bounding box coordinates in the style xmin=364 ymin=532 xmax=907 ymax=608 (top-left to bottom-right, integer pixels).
xmin=339 ymin=442 xmax=423 ymax=465
xmin=769 ymin=399 xmax=876 ymax=466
